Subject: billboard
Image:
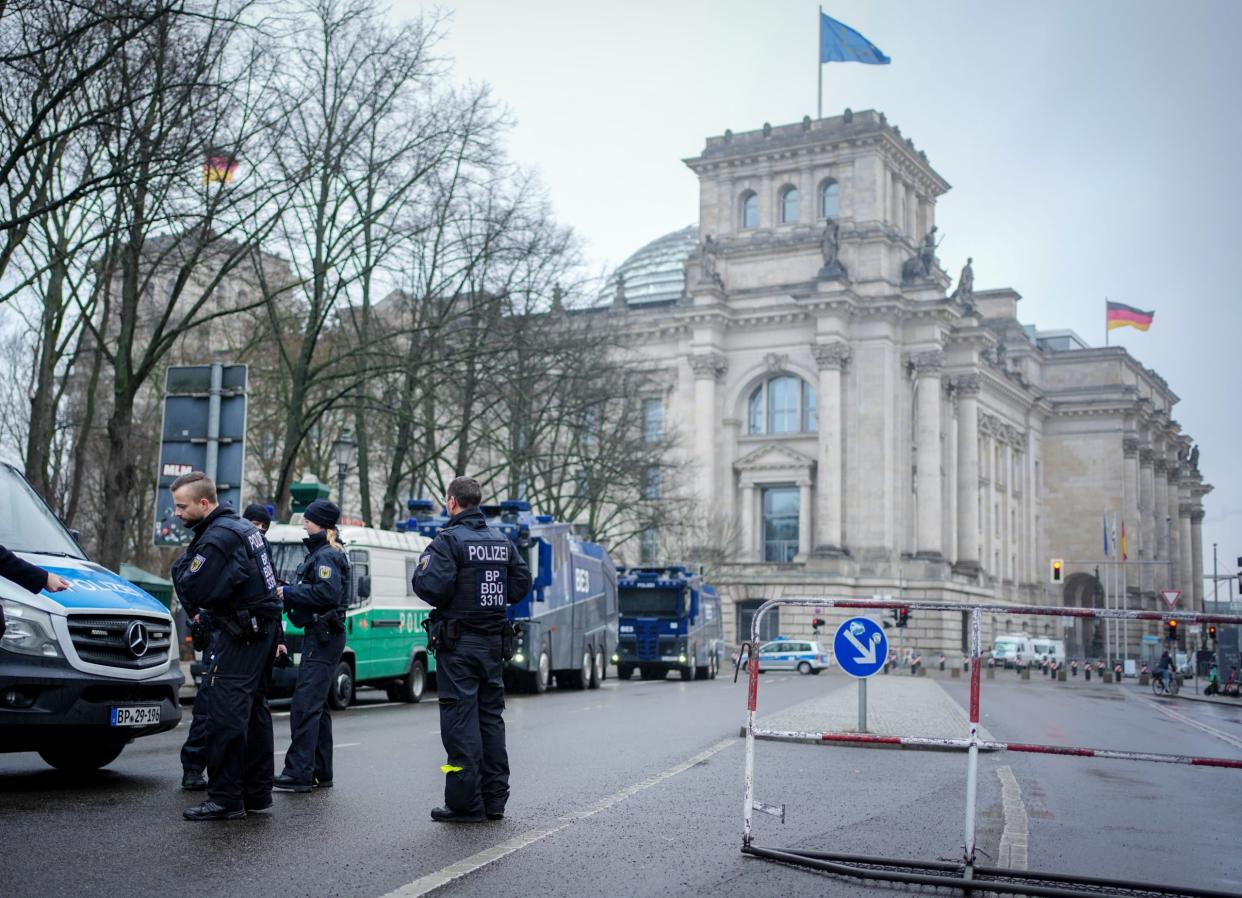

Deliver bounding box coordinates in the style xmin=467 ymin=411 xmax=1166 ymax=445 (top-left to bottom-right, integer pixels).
xmin=153 ymin=364 xmax=248 ymax=547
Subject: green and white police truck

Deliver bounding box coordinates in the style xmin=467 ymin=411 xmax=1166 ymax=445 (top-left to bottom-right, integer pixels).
xmin=265 ymin=523 xmax=433 ymax=709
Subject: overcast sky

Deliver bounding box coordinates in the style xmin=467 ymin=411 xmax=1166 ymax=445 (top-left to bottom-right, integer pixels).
xmin=396 ymin=0 xmax=1242 ymax=594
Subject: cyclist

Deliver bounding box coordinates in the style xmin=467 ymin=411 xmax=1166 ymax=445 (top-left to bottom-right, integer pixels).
xmin=1155 ymin=650 xmax=1174 ymax=693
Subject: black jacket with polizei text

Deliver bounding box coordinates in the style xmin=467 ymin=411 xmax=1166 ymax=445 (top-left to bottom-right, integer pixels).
xmin=411 ymin=507 xmax=532 ymax=635
xmin=282 ymin=531 xmax=349 ymax=628
xmin=171 ymin=506 xmax=281 ymax=620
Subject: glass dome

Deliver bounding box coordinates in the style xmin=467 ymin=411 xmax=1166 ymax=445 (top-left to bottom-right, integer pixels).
xmin=600 ymin=224 xmax=698 ymax=306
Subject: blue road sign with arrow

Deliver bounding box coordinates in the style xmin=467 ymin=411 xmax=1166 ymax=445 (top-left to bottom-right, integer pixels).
xmin=834 ymin=617 xmax=888 ymax=679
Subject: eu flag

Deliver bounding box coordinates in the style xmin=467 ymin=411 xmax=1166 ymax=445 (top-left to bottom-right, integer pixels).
xmin=820 ymin=12 xmax=890 ymax=65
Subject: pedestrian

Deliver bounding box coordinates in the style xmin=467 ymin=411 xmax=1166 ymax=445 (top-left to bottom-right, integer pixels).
xmin=169 ymin=472 xmax=281 ymax=821
xmin=0 ymin=544 xmax=70 ymax=638
xmin=274 ymin=499 xmax=349 ymax=793
xmin=180 ymin=503 xmax=278 ymax=791
xmin=412 ymin=476 xmax=531 ymax=823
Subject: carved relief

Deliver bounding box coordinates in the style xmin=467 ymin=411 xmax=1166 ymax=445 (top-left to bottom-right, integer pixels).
xmin=908 ymin=350 xmax=945 ymax=374
xmin=811 ymin=342 xmax=851 ymax=370
xmin=1122 ymin=437 xmax=1139 ymax=458
xmin=1139 ymin=448 xmax=1154 ymax=466
xmin=688 ymin=351 xmax=727 ymax=380
xmin=763 ymin=352 xmax=789 ymax=373
xmin=952 ymin=373 xmax=980 ymax=396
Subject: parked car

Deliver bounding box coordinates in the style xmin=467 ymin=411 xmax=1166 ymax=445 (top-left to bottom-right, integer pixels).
xmin=735 ymin=637 xmax=831 ymax=675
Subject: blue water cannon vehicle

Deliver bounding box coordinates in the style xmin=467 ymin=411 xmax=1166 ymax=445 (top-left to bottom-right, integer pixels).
xmin=400 ymin=499 xmax=617 ymax=693
xmin=614 ymin=565 xmax=723 ymax=681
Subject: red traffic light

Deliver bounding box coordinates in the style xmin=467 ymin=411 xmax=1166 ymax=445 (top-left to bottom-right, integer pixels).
xmin=1208 ymin=625 xmax=1217 ymax=638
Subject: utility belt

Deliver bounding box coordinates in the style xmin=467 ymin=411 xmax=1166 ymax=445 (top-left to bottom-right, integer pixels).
xmin=424 ymin=618 xmax=521 ymax=660
xmin=305 ymin=609 xmax=346 ymax=645
xmin=217 ymin=609 xmax=274 ymax=644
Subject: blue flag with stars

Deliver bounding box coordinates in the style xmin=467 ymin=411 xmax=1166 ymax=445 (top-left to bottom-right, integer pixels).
xmin=820 ymin=12 xmax=890 ymax=65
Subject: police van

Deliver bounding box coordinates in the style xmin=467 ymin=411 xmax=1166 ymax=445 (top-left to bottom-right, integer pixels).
xmin=264 ymin=522 xmax=433 ymax=708
xmin=0 ymin=463 xmax=182 ymax=771
xmin=403 ymin=500 xmax=618 ymax=694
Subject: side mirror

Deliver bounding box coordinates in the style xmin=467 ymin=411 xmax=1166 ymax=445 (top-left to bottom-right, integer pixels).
xmin=356 ymin=575 xmax=371 ymax=600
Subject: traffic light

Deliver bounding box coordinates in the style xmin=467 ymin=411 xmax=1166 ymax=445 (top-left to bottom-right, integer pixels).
xmin=811 ymin=617 xmax=825 ymax=634
xmin=1208 ymin=625 xmax=1217 ymax=640
xmin=1166 ymin=619 xmax=1178 ymax=641
xmin=1050 ymin=559 xmax=1064 ymax=584
xmin=897 ymin=607 xmax=910 ymax=628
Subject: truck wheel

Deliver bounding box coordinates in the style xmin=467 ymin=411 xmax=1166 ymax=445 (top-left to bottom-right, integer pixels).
xmin=679 ymin=665 xmax=693 ymax=681
xmin=797 ymin=661 xmax=812 ymax=675
xmin=588 ymin=646 xmax=602 ymax=689
xmin=39 ymin=744 xmax=124 ymax=773
xmin=527 ymin=646 xmax=551 ymax=694
xmin=328 ymin=661 xmax=355 ymax=710
xmin=617 ymin=664 xmax=634 ymax=680
xmin=709 ymin=652 xmax=719 ymax=679
xmin=392 ymin=656 xmax=426 ymax=703
xmin=562 ymin=647 xmax=590 ymax=690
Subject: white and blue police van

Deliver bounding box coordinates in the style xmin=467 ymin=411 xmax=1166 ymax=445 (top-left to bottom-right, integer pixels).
xmin=0 ymin=463 xmax=182 ymax=771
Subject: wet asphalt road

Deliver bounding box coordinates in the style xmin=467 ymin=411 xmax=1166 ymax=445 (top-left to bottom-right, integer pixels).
xmin=1 ymin=668 xmax=1239 ymax=897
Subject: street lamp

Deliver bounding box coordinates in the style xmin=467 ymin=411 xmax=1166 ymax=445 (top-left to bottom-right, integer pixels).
xmin=333 ymin=430 xmax=357 ymax=511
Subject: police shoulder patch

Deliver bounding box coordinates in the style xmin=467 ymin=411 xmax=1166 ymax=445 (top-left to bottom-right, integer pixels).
xmin=189 ymin=554 xmax=206 ymax=573
xmin=319 ymin=565 xmax=332 ymax=580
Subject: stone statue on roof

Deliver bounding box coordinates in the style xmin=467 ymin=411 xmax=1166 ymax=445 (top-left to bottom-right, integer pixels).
xmin=818 ymin=218 xmax=847 ymax=281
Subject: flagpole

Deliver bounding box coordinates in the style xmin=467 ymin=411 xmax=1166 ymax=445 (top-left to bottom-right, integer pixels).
xmin=1104 ymin=297 xmax=1109 ymax=347
xmin=817 ymin=6 xmax=823 ymax=119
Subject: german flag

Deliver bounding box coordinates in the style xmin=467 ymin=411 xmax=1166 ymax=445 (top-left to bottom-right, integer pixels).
xmin=1106 ymin=300 xmax=1154 ymax=332
xmin=203 ymin=151 xmax=238 ymax=184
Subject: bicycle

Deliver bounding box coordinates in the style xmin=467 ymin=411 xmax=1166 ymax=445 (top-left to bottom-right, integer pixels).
xmin=1151 ymin=670 xmax=1179 ymax=697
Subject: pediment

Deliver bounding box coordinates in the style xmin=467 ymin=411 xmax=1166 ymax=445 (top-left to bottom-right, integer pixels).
xmin=734 ymin=442 xmax=816 ymax=472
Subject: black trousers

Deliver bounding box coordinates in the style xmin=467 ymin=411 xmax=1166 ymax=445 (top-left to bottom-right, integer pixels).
xmin=180 ymin=631 xmax=220 ymax=775
xmin=282 ymin=628 xmax=346 ymax=784
xmin=205 ymin=626 xmax=277 ymax=810
xmin=436 ymin=632 xmax=509 ymax=816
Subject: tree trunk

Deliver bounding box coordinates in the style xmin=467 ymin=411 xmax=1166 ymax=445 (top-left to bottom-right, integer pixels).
xmin=96 ymin=387 xmax=137 ymax=570
xmin=24 ymin=255 xmax=67 ymax=501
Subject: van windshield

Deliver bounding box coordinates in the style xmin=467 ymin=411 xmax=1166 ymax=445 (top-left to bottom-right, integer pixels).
xmin=994 ymin=640 xmax=1021 ymax=656
xmin=619 ymin=587 xmax=682 ymax=617
xmin=0 ymin=464 xmax=85 ymax=559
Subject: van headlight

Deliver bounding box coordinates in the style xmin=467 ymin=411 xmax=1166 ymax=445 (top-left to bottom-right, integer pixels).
xmin=1 ymin=602 xmax=62 ymax=658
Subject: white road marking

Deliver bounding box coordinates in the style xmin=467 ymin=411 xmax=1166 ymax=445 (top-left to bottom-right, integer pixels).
xmin=995 ymin=766 xmax=1029 ymax=870
xmin=1129 ymin=692 xmax=1242 ymax=751
xmin=376 ymin=737 xmax=737 ymax=898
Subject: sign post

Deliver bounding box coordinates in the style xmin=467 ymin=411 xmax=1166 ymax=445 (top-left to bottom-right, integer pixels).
xmin=833 ymin=617 xmax=889 ymax=733
xmin=153 ymin=364 xmax=248 ymax=547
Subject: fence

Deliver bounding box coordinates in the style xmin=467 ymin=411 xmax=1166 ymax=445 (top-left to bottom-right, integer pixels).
xmin=739 ymin=598 xmax=1242 ymax=898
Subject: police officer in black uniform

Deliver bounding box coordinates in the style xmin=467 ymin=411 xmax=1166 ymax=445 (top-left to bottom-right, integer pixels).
xmin=0 ymin=545 xmax=69 ymax=638
xmin=274 ymin=499 xmax=349 ymax=793
xmin=179 ymin=503 xmax=276 ymax=791
xmin=412 ymin=477 xmax=531 ymax=823
xmin=169 ymin=472 xmax=281 ymax=821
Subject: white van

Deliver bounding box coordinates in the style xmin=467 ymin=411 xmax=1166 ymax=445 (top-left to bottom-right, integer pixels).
xmin=1030 ymin=638 xmax=1066 ymax=666
xmin=991 ymin=633 xmax=1034 ymax=668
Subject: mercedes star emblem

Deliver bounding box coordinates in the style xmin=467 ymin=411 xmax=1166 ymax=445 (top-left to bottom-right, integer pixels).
xmin=126 ymin=620 xmax=150 ymax=658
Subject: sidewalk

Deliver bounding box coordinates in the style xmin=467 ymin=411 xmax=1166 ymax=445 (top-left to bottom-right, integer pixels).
xmin=750 ymin=672 xmax=995 ymax=743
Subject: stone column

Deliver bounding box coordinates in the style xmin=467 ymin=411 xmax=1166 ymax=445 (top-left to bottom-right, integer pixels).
xmin=1179 ymin=501 xmax=1193 ymax=599
xmin=797 ymin=479 xmax=813 ymax=561
xmin=689 ymin=352 xmax=726 ymax=507
xmin=1191 ymin=508 xmax=1205 ymax=613
xmin=954 ymin=374 xmax=981 ymax=574
xmin=1166 ymin=465 xmax=1181 ymax=599
xmin=1153 ymin=457 xmax=1169 ymax=592
xmin=812 ymin=342 xmax=850 ymax=556
xmin=912 ymin=351 xmax=944 ymax=560
xmin=1139 ymin=448 xmax=1156 ymax=562
xmin=740 ymin=481 xmax=756 ymax=563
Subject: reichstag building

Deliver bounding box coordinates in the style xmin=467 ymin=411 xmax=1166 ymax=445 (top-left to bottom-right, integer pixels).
xmin=602 ymin=110 xmax=1209 ymax=659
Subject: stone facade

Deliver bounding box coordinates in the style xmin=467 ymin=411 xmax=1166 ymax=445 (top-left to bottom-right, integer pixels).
xmin=602 ymin=111 xmax=1210 ymax=660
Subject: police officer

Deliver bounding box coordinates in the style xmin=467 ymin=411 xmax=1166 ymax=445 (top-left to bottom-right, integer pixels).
xmin=169 ymin=472 xmax=281 ymax=821
xmin=179 ymin=503 xmax=277 ymax=791
xmin=412 ymin=477 xmax=531 ymax=823
xmin=274 ymin=499 xmax=349 ymax=793
xmin=0 ymin=544 xmax=69 ymax=638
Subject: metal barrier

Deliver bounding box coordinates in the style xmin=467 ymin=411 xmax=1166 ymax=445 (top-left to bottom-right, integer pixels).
xmin=739 ymin=598 xmax=1242 ymax=898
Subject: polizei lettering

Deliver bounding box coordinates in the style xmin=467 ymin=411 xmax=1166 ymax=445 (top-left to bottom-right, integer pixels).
xmin=467 ymin=543 xmax=509 ymax=563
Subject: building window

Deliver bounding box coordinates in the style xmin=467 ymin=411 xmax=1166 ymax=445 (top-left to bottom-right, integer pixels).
xmin=747 ymin=375 xmax=817 ymax=435
xmin=779 ymin=186 xmax=800 ymax=224
xmin=740 ymin=191 xmax=758 ymax=229
xmin=762 ymin=486 xmax=799 ymax=563
xmin=642 ymin=398 xmax=663 ymax=442
xmin=737 ymin=599 xmax=780 ymax=643
xmin=640 ymin=528 xmax=659 ymax=563
xmin=819 ymin=179 xmax=840 ymax=218
xmin=642 ymin=465 xmax=661 ymax=500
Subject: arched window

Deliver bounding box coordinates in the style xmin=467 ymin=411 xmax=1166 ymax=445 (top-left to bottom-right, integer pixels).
xmin=819 ymin=179 xmax=840 ymax=219
xmin=747 ymin=375 xmax=817 ymax=435
xmin=779 ymin=185 xmax=800 ymax=224
xmin=740 ymin=191 xmax=758 ymax=229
